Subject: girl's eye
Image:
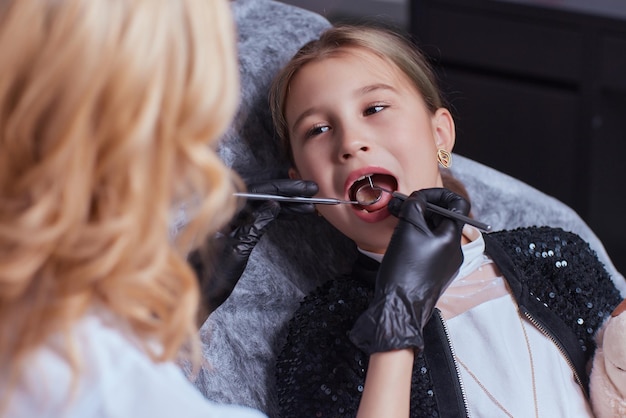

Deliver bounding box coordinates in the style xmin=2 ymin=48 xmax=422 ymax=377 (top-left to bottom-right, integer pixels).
xmin=364 ymin=105 xmax=386 ymax=116
xmin=305 ymin=125 xmax=330 ymax=138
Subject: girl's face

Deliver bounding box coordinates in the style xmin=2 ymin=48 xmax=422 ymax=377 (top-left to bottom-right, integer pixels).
xmin=286 ymin=48 xmax=455 ymax=253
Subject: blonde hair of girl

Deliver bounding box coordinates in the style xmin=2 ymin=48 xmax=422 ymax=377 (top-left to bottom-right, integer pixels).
xmin=0 ymin=0 xmax=240 ymax=401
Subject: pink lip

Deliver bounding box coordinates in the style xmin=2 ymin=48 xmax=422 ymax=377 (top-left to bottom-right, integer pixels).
xmin=353 ymin=205 xmax=393 ymax=223
xmin=343 ymin=166 xmax=396 ymax=198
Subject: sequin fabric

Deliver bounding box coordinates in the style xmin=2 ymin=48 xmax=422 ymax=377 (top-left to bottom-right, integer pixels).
xmin=486 ymin=227 xmax=623 ymax=360
xmin=275 ymin=227 xmax=622 ymax=417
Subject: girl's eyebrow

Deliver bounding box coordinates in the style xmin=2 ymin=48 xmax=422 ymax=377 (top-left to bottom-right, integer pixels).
xmin=290 ymin=83 xmax=397 ymax=134
xmin=359 ymin=83 xmax=397 ymax=95
xmin=290 ymin=107 xmax=319 ymax=136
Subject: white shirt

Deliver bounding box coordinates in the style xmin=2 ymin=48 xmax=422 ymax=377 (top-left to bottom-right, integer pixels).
xmin=1 ymin=312 xmax=266 ymax=418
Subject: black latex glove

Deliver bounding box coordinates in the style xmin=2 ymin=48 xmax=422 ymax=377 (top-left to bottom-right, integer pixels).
xmin=189 ymin=179 xmax=318 ymax=322
xmin=349 ymin=188 xmax=470 ymax=354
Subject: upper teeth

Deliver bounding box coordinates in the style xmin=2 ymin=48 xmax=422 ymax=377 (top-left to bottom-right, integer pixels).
xmin=354 ymin=174 xmax=375 ymax=187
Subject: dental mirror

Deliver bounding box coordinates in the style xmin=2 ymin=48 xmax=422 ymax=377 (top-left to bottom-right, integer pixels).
xmin=354 ymin=177 xmax=384 ymax=206
xmin=354 ymin=184 xmax=383 ymax=206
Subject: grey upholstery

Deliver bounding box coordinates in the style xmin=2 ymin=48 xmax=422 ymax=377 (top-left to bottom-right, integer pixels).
xmin=187 ymin=1 xmax=626 ymax=416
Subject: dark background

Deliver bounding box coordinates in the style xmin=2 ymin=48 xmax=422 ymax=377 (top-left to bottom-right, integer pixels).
xmin=409 ymin=0 xmax=626 ymax=274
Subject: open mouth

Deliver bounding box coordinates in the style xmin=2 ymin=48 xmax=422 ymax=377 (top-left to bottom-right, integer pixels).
xmin=348 ymin=173 xmax=398 ymax=212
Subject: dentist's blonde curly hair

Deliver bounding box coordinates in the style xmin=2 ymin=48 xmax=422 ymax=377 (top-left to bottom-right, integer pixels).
xmin=0 ymin=0 xmax=240 ymax=398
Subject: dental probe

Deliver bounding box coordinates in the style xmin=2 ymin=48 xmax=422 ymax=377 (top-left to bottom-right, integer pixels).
xmin=233 ymin=192 xmax=359 ymax=205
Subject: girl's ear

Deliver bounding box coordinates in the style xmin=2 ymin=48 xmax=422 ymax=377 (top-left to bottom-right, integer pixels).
xmin=288 ymin=167 xmax=301 ymax=180
xmin=432 ymin=108 xmax=456 ymax=152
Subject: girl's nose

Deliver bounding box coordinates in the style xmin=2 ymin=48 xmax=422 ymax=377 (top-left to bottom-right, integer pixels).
xmin=337 ymin=130 xmax=370 ymax=161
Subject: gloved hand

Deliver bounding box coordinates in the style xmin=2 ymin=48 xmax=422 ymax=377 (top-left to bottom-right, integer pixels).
xmin=190 ymin=179 xmax=318 ymax=323
xmin=349 ymin=188 xmax=470 ymax=354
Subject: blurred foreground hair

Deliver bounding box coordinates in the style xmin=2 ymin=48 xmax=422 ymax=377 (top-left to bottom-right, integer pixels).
xmin=0 ymin=0 xmax=240 ymax=401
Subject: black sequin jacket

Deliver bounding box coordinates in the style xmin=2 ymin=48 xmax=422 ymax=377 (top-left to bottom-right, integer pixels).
xmin=275 ymin=227 xmax=623 ymax=418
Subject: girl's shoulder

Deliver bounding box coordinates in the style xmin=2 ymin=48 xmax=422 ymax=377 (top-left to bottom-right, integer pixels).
xmin=488 ymin=225 xmax=591 ymax=250
xmin=486 ymin=226 xmax=607 ymax=272
xmin=486 ymin=225 xmax=622 ymax=355
xmin=485 ymin=225 xmax=618 ymax=292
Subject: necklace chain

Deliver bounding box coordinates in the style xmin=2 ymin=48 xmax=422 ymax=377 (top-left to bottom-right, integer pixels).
xmin=455 ymin=310 xmax=539 ymax=418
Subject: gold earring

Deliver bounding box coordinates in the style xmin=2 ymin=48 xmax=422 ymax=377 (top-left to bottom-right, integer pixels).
xmin=437 ymin=149 xmax=451 ymax=168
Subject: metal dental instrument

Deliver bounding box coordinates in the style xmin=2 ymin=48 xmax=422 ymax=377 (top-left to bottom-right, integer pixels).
xmin=233 ymin=192 xmax=361 ymax=205
xmin=356 ymin=177 xmax=492 ymax=232
xmin=234 ymin=178 xmax=492 ymax=233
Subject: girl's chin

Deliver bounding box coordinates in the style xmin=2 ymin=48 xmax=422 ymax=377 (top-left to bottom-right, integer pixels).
xmin=352 ymin=228 xmax=395 ymax=254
